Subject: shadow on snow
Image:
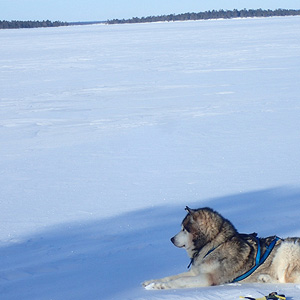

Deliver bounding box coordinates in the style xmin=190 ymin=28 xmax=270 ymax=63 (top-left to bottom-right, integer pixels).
xmin=0 ymin=186 xmax=300 ymax=300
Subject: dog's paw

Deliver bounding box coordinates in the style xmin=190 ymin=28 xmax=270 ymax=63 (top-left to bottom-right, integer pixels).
xmin=143 ymin=282 xmax=156 ymax=290
xmin=142 ymin=280 xmax=167 ymax=290
xmin=142 ymin=280 xmax=154 ymax=287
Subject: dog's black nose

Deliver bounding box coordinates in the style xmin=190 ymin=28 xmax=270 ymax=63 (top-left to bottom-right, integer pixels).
xmin=171 ymin=237 xmax=175 ymax=244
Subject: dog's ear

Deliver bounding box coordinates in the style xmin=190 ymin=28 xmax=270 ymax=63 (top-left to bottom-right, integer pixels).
xmin=185 ymin=206 xmax=196 ymax=215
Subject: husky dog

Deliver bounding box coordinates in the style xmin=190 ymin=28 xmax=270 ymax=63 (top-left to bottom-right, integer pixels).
xmin=143 ymin=207 xmax=300 ymax=289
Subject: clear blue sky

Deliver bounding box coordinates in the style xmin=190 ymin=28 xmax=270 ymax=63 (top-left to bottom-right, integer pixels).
xmin=1 ymin=0 xmax=300 ymax=22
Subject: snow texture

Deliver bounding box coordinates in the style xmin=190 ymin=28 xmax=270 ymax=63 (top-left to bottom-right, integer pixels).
xmin=1 ymin=16 xmax=300 ymax=299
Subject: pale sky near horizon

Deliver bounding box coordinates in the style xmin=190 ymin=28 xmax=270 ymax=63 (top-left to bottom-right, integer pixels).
xmin=1 ymin=0 xmax=300 ymax=22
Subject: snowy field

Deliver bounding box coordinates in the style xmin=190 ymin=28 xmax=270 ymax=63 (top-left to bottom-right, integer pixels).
xmin=1 ymin=16 xmax=300 ymax=299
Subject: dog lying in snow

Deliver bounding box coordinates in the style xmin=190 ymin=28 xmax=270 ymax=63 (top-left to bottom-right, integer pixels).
xmin=143 ymin=207 xmax=300 ymax=289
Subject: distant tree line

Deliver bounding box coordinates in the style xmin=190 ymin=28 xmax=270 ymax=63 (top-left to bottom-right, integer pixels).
xmin=2 ymin=9 xmax=300 ymax=29
xmin=0 ymin=20 xmax=68 ymax=29
xmin=107 ymin=8 xmax=300 ymax=24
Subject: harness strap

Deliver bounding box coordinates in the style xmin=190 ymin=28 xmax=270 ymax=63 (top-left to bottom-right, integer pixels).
xmin=188 ymin=243 xmax=222 ymax=269
xmin=232 ymin=236 xmax=280 ymax=282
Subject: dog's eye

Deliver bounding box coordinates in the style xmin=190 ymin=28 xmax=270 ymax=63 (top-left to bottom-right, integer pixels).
xmin=182 ymin=228 xmax=186 ymax=232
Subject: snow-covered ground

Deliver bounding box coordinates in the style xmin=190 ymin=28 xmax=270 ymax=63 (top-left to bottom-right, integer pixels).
xmin=1 ymin=16 xmax=300 ymax=299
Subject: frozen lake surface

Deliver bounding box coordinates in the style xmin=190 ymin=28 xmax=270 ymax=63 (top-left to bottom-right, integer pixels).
xmin=1 ymin=16 xmax=300 ymax=299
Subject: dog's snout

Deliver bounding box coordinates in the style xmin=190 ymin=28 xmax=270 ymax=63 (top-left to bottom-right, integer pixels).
xmin=171 ymin=237 xmax=175 ymax=244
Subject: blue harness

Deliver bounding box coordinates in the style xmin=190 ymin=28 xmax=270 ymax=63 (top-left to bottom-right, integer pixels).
xmin=188 ymin=234 xmax=280 ymax=281
xmin=232 ymin=236 xmax=280 ymax=282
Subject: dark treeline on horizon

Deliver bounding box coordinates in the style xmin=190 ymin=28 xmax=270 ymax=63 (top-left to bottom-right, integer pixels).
xmin=1 ymin=9 xmax=300 ymax=29
xmin=107 ymin=8 xmax=300 ymax=24
xmin=0 ymin=20 xmax=68 ymax=29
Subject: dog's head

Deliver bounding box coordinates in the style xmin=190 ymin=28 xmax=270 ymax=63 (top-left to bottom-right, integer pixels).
xmin=171 ymin=206 xmax=234 ymax=258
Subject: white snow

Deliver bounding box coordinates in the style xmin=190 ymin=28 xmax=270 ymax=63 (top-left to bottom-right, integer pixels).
xmin=1 ymin=16 xmax=300 ymax=299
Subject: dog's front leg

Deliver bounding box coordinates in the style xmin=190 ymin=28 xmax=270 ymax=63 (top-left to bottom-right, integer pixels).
xmin=143 ymin=270 xmax=193 ymax=287
xmin=143 ymin=272 xmax=213 ymax=289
